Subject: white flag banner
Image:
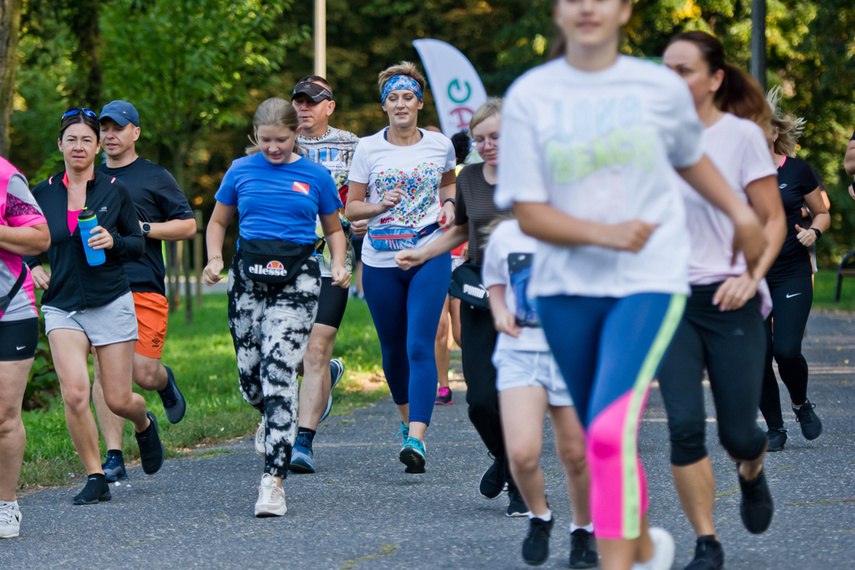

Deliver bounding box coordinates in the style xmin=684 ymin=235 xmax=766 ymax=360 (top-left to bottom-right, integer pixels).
xmin=413 ymin=39 xmax=488 ymax=137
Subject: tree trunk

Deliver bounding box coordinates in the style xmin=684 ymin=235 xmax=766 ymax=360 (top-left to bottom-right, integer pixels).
xmin=0 ymin=0 xmax=22 ymax=158
xmin=67 ymin=0 xmax=102 ymax=106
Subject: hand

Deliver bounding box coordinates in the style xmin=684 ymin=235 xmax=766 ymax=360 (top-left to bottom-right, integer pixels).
xmin=88 ymin=226 xmax=114 ymax=250
xmin=461 ymin=243 xmax=469 ymax=261
xmin=601 ymin=220 xmax=659 ymax=252
xmin=712 ymin=272 xmax=760 ymax=311
xmin=395 ymin=248 xmax=428 ymax=270
xmin=30 ymin=265 xmax=50 ymax=290
xmin=438 ymin=201 xmax=455 ymax=229
xmin=493 ymin=309 xmax=521 ymax=337
xmin=202 ymin=258 xmax=224 ymax=286
xmin=330 ymin=262 xmax=351 ymax=289
xmin=380 ymin=188 xmax=406 ymax=213
xmin=730 ymin=209 xmax=766 ymax=272
xmin=351 ymin=219 xmax=368 ymax=239
xmin=795 ymin=224 xmax=817 ymax=247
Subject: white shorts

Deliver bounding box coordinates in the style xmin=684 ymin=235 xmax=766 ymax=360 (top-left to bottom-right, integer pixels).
xmin=43 ymin=291 xmax=138 ymax=346
xmin=493 ymin=349 xmax=573 ymax=407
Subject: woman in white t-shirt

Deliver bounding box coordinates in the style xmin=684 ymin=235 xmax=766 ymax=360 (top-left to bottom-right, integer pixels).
xmin=657 ymin=31 xmax=786 ymax=570
xmin=496 ymin=2 xmax=767 ymax=569
xmin=345 ymin=61 xmax=456 ymax=474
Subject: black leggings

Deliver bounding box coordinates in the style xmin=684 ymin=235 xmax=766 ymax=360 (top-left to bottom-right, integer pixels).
xmin=658 ymin=284 xmax=768 ymax=466
xmin=759 ymin=273 xmax=813 ymax=429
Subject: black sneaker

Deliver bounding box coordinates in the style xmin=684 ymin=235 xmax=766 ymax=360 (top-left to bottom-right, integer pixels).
xmin=738 ymin=465 xmax=774 ymax=534
xmin=569 ymin=528 xmax=598 ymax=568
xmin=135 ymin=411 xmax=165 ymax=475
xmin=73 ymin=474 xmax=111 ymax=505
xmin=101 ymin=451 xmax=128 ymax=482
xmin=479 ymin=454 xmax=505 ymax=500
xmin=766 ymin=428 xmax=787 ymax=452
xmin=522 ymin=516 xmax=553 ymax=566
xmin=685 ymin=535 xmax=724 ymax=570
xmin=158 ymin=366 xmax=186 ymax=424
xmin=793 ymin=400 xmax=822 ymax=440
xmin=506 ymin=482 xmax=529 ymax=517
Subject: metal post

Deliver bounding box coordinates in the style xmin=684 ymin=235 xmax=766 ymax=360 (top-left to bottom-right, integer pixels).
xmin=314 ymin=0 xmax=326 ymax=77
xmin=751 ymin=0 xmax=767 ymax=91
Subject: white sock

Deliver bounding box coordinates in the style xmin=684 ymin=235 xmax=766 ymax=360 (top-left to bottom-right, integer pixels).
xmin=570 ymin=522 xmax=594 ymax=534
xmin=529 ymin=509 xmax=552 ymax=522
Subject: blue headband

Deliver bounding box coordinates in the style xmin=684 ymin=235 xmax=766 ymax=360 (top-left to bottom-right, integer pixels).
xmin=381 ymin=75 xmax=423 ymax=104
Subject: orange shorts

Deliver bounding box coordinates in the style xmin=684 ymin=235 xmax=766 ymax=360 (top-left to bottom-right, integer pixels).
xmin=133 ymin=292 xmax=169 ymax=359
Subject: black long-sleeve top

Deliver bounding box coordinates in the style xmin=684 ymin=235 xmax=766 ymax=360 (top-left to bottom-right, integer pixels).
xmin=24 ymin=170 xmax=144 ymax=311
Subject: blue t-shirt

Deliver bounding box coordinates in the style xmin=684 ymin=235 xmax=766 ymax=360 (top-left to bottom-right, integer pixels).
xmin=215 ymin=152 xmax=342 ymax=246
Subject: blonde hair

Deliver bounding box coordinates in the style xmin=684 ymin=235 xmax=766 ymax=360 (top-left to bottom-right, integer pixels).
xmin=246 ymin=98 xmax=301 ymax=155
xmin=469 ymin=98 xmax=502 ymax=133
xmin=377 ymin=61 xmax=427 ymax=95
xmin=766 ymin=86 xmax=805 ymax=157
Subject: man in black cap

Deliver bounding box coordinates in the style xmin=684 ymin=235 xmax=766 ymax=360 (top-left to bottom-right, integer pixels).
xmin=92 ymin=100 xmax=197 ymax=481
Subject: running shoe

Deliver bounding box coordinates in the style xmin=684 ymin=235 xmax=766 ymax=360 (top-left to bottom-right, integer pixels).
xmin=0 ymin=501 xmax=21 ymax=538
xmin=794 ymin=399 xmax=823 ymax=440
xmin=435 ymin=386 xmax=453 ymax=406
xmin=630 ymin=527 xmax=675 ymax=570
xmin=158 ymin=366 xmax=186 ymax=424
xmin=522 ymin=516 xmax=553 ymax=566
xmin=290 ymin=433 xmax=315 ymax=474
xmin=506 ymin=482 xmax=529 ymax=517
xmin=479 ymin=454 xmax=505 ymax=499
xmin=134 ymin=411 xmax=164 ymax=475
xmin=255 ymin=419 xmax=266 ymax=456
xmin=738 ymin=465 xmax=774 ymax=534
xmin=569 ymin=528 xmax=598 ymax=569
xmin=400 ymin=436 xmax=426 ymax=474
xmin=319 ymin=358 xmax=345 ymax=423
xmin=73 ymin=474 xmax=111 ymax=505
xmin=101 ymin=451 xmax=128 ymax=482
xmin=396 ymin=421 xmax=409 ymax=446
xmin=255 ymin=473 xmax=287 ymax=517
xmin=766 ymin=428 xmax=787 ymax=452
xmin=685 ymin=535 xmax=724 ymax=570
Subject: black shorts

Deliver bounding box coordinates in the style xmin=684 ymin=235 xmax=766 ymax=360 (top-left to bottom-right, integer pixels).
xmin=315 ymin=277 xmax=348 ymax=329
xmin=0 ymin=317 xmax=39 ymax=360
xmin=352 ymin=237 xmax=363 ymax=262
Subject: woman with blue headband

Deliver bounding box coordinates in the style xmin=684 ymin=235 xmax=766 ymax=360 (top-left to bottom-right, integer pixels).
xmin=346 ymin=61 xmax=456 ymax=474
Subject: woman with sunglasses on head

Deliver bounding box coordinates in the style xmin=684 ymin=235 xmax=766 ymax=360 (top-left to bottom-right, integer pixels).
xmin=496 ymin=1 xmax=767 ymax=569
xmin=25 ymin=108 xmax=161 ymax=506
xmin=657 ymin=31 xmax=786 ymax=569
xmin=345 ymin=61 xmax=456 ymax=474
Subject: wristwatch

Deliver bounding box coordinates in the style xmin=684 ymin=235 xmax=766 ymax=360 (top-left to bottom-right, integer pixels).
xmin=141 ymin=222 xmax=152 ymax=236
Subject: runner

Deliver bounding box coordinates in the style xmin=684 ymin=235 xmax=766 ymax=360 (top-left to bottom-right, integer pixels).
xmin=345 ymin=61 xmax=456 ymax=474
xmin=482 ymin=216 xmax=597 ymax=568
xmin=202 ymin=98 xmax=348 ymax=516
xmin=92 ymin=100 xmax=196 ymax=482
xmin=26 ymin=108 xmax=164 ymax=505
xmin=759 ymin=89 xmax=831 ymax=451
xmin=496 ymin=1 xmax=767 ymax=568
xmin=0 ymin=157 xmax=50 ymax=538
xmin=658 ymin=31 xmax=786 ymax=569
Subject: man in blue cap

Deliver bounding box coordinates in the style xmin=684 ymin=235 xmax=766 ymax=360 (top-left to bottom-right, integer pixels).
xmin=92 ymin=100 xmax=197 ymax=481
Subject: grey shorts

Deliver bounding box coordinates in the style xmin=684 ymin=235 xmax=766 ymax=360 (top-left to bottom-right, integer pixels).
xmin=493 ymin=349 xmax=574 ymax=407
xmin=43 ymin=292 xmax=138 ymax=346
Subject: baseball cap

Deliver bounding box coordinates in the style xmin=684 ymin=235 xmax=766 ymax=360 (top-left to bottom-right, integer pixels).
xmin=291 ymin=82 xmax=333 ymax=103
xmin=99 ymin=100 xmax=140 ymax=127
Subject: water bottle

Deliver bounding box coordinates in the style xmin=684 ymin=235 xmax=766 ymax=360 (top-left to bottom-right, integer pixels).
xmin=78 ymin=208 xmax=106 ymax=266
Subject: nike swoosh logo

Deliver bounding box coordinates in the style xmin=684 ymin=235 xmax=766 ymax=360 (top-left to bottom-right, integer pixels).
xmin=786 ymin=293 xmax=801 ymax=299
xmin=15 ymin=345 xmax=25 ymax=351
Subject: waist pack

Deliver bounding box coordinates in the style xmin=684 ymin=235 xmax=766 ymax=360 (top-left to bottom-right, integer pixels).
xmin=240 ymin=239 xmax=317 ymax=284
xmin=367 ymin=223 xmax=440 ymax=251
xmin=449 ymin=262 xmax=490 ymax=310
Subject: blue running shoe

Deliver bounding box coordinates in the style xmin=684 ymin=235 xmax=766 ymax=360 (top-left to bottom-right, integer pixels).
xmin=319 ymin=358 xmax=344 ymax=423
xmin=158 ymin=366 xmax=186 ymax=424
xmin=289 ymin=433 xmax=316 ymax=474
xmin=395 ymin=421 xmax=409 ymax=446
xmin=101 ymin=452 xmax=127 ymax=483
xmin=399 ymin=436 xmax=426 ymax=474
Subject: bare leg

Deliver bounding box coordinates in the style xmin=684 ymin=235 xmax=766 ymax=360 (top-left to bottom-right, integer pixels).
xmin=672 ymin=458 xmax=717 ymax=538
xmin=448 ymin=298 xmax=462 ymax=348
xmin=598 ymin=515 xmax=654 ymax=570
xmin=435 ymin=295 xmax=450 ymax=390
xmin=298 ymin=323 xmax=338 ymax=430
xmin=92 ymin=352 xmax=126 ymax=451
xmin=499 ymin=387 xmax=549 ymax=516
xmin=549 ymin=404 xmax=591 ymax=527
xmin=0 ymin=359 xmax=32 ymax=501
xmin=94 ymin=341 xmax=149 ymax=432
xmin=409 ymin=421 xmax=427 ymax=441
xmin=396 ymin=403 xmax=409 ymax=425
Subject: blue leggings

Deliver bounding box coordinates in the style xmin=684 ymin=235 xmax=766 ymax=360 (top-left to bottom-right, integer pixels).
xmin=362 ymin=253 xmax=451 ymax=425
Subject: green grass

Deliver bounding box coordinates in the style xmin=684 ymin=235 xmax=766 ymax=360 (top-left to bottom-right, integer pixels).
xmin=813 ymin=269 xmax=855 ymax=311
xmin=19 ymin=293 xmax=389 ymax=491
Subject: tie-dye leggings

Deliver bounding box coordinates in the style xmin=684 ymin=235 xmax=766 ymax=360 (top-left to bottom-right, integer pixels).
xmin=227 ymin=253 xmax=321 ymax=478
xmin=537 ymin=293 xmax=685 ymax=540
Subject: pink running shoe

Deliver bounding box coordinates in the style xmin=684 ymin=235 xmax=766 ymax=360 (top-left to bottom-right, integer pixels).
xmin=435 ymin=387 xmax=453 ymax=406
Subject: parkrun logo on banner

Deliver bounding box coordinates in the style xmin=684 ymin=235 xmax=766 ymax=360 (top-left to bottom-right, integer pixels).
xmin=249 ymin=260 xmax=288 ymax=278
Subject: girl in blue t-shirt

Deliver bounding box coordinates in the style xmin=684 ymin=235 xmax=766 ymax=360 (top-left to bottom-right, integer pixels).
xmin=203 ymin=98 xmax=349 ymax=518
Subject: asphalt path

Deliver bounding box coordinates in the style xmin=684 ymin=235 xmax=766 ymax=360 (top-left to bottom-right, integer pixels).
xmin=2 ymin=311 xmax=855 ymax=569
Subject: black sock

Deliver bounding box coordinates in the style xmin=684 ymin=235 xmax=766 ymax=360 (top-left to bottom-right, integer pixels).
xmin=297 ymin=427 xmax=316 ymax=444
xmin=107 ymin=449 xmax=123 ymax=459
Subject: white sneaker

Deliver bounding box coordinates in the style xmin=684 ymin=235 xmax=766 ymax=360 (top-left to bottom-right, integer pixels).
xmin=631 ymin=527 xmax=675 ymax=570
xmin=255 ymin=474 xmax=287 ymax=517
xmin=254 ymin=421 xmax=265 ymax=456
xmin=0 ymin=500 xmax=22 ymax=538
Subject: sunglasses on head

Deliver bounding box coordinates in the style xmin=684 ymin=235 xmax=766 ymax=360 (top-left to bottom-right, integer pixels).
xmin=61 ymin=108 xmax=98 ymax=120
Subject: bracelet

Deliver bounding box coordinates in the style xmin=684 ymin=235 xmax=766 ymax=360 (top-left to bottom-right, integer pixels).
xmin=810 ymin=227 xmax=822 ymax=239
xmin=442 ymin=198 xmax=456 ymax=206
xmin=208 ymin=256 xmax=222 ymax=262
